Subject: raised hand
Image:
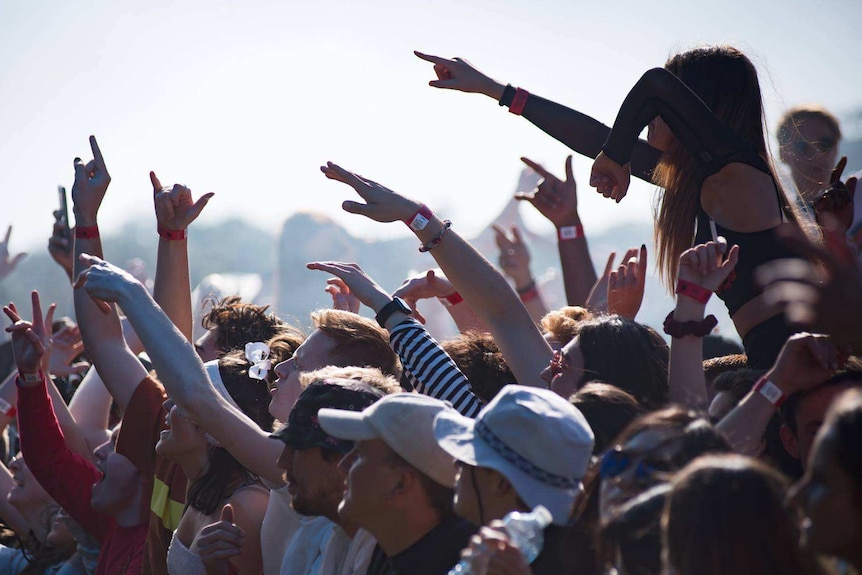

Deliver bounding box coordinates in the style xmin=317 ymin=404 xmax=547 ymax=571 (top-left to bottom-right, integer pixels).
xmin=0 ymin=226 xmax=27 ymax=282
xmin=49 ymin=325 xmax=90 ymax=377
xmin=493 ymin=224 xmax=532 ymax=288
xmin=3 ymin=291 xmax=55 ymax=376
xmin=71 ymin=136 xmax=111 ymax=225
xmin=459 ymin=523 xmax=531 ymax=575
xmin=586 ymin=249 xmax=633 ymax=313
xmin=590 ymin=151 xmax=631 ymax=203
xmin=811 ymin=156 xmax=856 ymax=234
xmin=47 ymin=220 xmax=73 ymax=280
xmin=151 ymin=171 xmax=214 ymax=232
xmin=766 ymin=333 xmax=841 ymax=396
xmin=677 ymin=238 xmax=740 ymax=292
xmin=413 ymin=51 xmax=503 ymax=98
xmin=73 ymin=253 xmax=141 ymax=314
xmin=319 ymin=162 xmax=419 ymax=223
xmin=306 ymin=261 xmax=392 ymax=313
xmin=392 ymin=268 xmax=457 ymax=324
xmin=758 ymin=224 xmax=862 ymax=350
xmin=515 ymin=156 xmax=580 ymax=227
xmin=607 ymin=244 xmax=648 ymax=320
xmin=199 ymin=504 xmax=244 ymax=575
xmin=324 ymin=277 xmax=361 ymax=314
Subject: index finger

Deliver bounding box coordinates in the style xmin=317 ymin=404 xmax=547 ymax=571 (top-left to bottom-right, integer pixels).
xmin=601 ymin=251 xmax=617 ymax=277
xmin=150 ymin=171 xmax=163 ymax=193
xmin=491 ymin=224 xmax=510 ymax=247
xmin=3 ymin=226 xmax=10 ymax=245
xmin=31 ymin=291 xmax=44 ymax=334
xmin=519 ymin=157 xmax=554 ymax=180
xmin=414 ymin=51 xmax=453 ymax=66
xmin=89 ymin=136 xmax=107 ymax=172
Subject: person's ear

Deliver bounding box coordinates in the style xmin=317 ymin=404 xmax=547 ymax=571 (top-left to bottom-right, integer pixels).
xmin=780 ymin=424 xmax=801 ymax=460
xmin=391 ymin=467 xmax=415 ymax=497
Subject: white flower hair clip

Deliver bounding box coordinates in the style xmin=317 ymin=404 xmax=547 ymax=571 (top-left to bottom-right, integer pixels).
xmin=245 ymin=342 xmax=271 ymax=380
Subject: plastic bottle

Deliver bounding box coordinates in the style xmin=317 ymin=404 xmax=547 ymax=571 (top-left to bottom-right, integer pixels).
xmin=448 ymin=505 xmax=553 ymax=575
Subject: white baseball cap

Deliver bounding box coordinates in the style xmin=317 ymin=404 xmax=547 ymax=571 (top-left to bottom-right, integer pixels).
xmin=318 ymin=393 xmax=458 ymax=488
xmin=434 ymin=385 xmax=594 ymax=525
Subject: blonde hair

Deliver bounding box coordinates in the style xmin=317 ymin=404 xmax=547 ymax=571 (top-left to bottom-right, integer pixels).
xmin=310 ymin=309 xmax=402 ymax=378
xmin=299 ymin=365 xmax=401 ymax=395
xmin=540 ymin=306 xmax=593 ymax=346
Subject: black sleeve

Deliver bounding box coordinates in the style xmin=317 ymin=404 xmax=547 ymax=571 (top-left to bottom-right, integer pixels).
xmin=506 ymin=92 xmax=662 ymax=182
xmin=601 ymin=68 xmax=750 ymax=176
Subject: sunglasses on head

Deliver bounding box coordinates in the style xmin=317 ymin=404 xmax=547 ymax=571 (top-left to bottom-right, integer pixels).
xmin=794 ymin=137 xmax=836 ymax=160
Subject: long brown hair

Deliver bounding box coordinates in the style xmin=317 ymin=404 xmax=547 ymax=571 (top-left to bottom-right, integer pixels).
xmin=654 ymin=45 xmax=800 ymax=285
xmin=664 ymin=454 xmax=823 ymax=575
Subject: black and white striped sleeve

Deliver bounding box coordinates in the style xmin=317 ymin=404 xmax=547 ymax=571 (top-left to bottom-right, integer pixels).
xmin=389 ymin=318 xmax=483 ymax=418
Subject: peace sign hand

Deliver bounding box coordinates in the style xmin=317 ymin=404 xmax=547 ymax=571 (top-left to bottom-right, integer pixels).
xmin=3 ymin=291 xmax=56 ymax=376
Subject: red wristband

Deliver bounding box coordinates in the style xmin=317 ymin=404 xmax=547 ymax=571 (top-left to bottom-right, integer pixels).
xmin=406 ymin=205 xmax=433 ymax=232
xmin=0 ymin=397 xmax=15 ymax=419
xmin=676 ymin=279 xmax=712 ymax=304
xmin=75 ymin=225 xmax=99 ymax=239
xmin=509 ymin=88 xmax=530 ymax=116
xmin=158 ymin=225 xmax=187 ymax=241
xmin=753 ymin=377 xmax=786 ymax=408
xmin=558 ymin=225 xmax=584 ymax=241
xmin=439 ymin=292 xmax=463 ymax=307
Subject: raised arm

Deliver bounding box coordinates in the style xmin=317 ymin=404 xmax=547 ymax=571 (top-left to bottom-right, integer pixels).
xmin=68 ymin=367 xmax=113 ymax=452
xmin=415 ymin=51 xmax=662 ymax=181
xmin=320 ymin=162 xmax=552 ymax=388
xmin=667 ymin=240 xmax=739 ymax=410
xmin=75 ymin=256 xmax=286 ymax=485
xmin=493 ymin=224 xmax=548 ymax=323
xmin=516 ymin=156 xmax=597 ymax=307
xmin=591 ymin=67 xmax=749 ymax=201
xmin=70 ymin=136 xmax=148 ymax=413
xmin=151 ymin=171 xmax=213 ymax=342
xmin=391 ymin=268 xmax=488 ymax=334
xmin=717 ymin=333 xmax=838 ymax=456
xmin=306 ymin=261 xmax=484 ymax=417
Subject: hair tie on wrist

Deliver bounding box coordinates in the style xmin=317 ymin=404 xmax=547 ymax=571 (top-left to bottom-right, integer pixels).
xmin=662 ymin=311 xmax=717 ymax=338
xmin=419 ymin=221 xmax=452 ymax=253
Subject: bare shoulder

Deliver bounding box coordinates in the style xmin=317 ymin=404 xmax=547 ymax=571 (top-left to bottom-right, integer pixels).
xmin=701 ymin=163 xmax=783 ymax=232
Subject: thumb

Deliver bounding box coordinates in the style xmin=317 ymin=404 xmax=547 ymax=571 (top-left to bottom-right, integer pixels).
xmin=73 ymin=157 xmax=87 ymax=182
xmin=220 ymin=503 xmax=234 ymax=524
xmin=564 ymin=155 xmax=574 ymax=183
xmin=341 ymin=200 xmax=370 ymax=216
xmin=429 ymin=79 xmax=457 ymax=89
xmin=150 ymin=171 xmax=163 ymax=193
xmin=10 ymin=253 xmax=27 ymax=267
xmin=188 ymin=193 xmax=215 ymax=221
xmin=510 ymin=225 xmax=524 ymax=245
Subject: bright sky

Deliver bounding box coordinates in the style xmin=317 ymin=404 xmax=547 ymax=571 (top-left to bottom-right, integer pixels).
xmin=2 ymin=0 xmax=861 ymax=255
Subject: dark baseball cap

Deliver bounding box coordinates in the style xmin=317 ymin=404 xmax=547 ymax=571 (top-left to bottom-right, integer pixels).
xmin=270 ymin=378 xmax=384 ymax=454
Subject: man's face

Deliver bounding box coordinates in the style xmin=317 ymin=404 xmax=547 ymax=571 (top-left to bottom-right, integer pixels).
xmin=278 ymin=444 xmax=345 ymax=522
xmin=270 ymin=330 xmax=337 ymax=421
xmin=195 ymin=328 xmax=221 ymax=362
xmin=781 ymin=118 xmax=839 ymax=198
xmin=91 ymin=428 xmax=142 ymax=516
xmin=337 ymin=439 xmax=400 ymax=528
xmin=784 ymin=384 xmax=854 ymax=467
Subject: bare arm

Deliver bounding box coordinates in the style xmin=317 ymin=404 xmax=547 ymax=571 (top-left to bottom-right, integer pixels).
xmin=150 ymin=171 xmax=213 ymax=342
xmin=71 ymin=136 xmax=147 ymax=413
xmin=68 ymin=368 xmax=113 ymax=451
xmin=321 ymin=162 xmax=552 ymax=388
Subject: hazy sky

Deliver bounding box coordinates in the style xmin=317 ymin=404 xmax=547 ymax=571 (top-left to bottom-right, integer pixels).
xmin=3 ymin=0 xmax=860 ymax=256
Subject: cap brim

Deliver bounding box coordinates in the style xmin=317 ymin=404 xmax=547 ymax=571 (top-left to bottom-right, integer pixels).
xmin=433 ymin=410 xmax=480 ymax=466
xmin=318 ymin=408 xmax=378 ymax=441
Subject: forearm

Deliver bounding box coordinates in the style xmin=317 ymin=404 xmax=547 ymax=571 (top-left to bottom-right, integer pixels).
xmin=716 ymin=390 xmax=775 ymax=456
xmin=415 ymin=216 xmax=551 ymax=388
xmin=557 ymin=228 xmax=597 ymax=307
xmin=45 ymin=376 xmax=94 ymax=464
xmin=0 ymin=371 xmax=19 ymax=432
xmin=444 ymin=301 xmax=489 ymax=334
xmin=153 ymin=238 xmax=194 ymax=342
xmin=68 ymin=368 xmax=112 ymax=437
xmin=667 ymin=298 xmax=709 ymax=410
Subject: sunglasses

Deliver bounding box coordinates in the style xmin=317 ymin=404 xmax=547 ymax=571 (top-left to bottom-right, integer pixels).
xmin=599 ymin=444 xmax=674 ymax=484
xmin=794 ymin=137 xmax=836 ymax=160
xmin=548 ymin=349 xmax=570 ymax=379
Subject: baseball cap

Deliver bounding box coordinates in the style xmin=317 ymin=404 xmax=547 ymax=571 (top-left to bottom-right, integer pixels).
xmin=318 ymin=393 xmax=458 ymax=488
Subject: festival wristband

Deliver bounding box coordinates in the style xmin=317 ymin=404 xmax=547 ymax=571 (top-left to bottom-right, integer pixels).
xmin=753 ymin=377 xmax=786 ymax=407
xmin=558 ymin=225 xmax=584 ymax=241
xmin=438 ymin=292 xmax=464 ymax=307
xmin=509 ymin=88 xmax=530 ymax=116
xmin=75 ymin=225 xmax=99 ymax=240
xmin=406 ymin=205 xmax=433 ymax=232
xmin=18 ymin=371 xmax=45 ymax=385
xmin=158 ymin=225 xmax=187 ymax=241
xmin=676 ymin=279 xmax=711 ymax=304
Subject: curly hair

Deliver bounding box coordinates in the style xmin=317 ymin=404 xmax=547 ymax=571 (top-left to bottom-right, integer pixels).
xmin=201 ymin=296 xmax=296 ymax=355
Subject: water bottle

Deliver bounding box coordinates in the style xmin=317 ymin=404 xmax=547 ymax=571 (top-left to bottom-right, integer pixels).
xmin=448 ymin=505 xmax=553 ymax=574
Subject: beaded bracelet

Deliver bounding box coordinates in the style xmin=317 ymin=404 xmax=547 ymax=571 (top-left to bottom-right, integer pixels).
xmin=419 ymin=220 xmax=452 ymax=253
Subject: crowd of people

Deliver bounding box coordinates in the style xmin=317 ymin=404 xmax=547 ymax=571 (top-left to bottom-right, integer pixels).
xmin=0 ymin=44 xmax=860 ymax=575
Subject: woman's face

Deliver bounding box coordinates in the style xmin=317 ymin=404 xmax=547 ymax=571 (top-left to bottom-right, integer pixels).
xmin=46 ymin=509 xmax=75 ymax=550
xmin=91 ymin=427 xmax=142 ymax=516
xmin=599 ymin=427 xmax=677 ymax=520
xmin=647 ymin=117 xmax=674 ymax=152
xmin=540 ymin=335 xmax=586 ymax=399
xmin=792 ymin=430 xmax=861 ymax=558
xmin=8 ymin=455 xmax=51 ymax=510
xmin=155 ymin=398 xmax=209 ymax=460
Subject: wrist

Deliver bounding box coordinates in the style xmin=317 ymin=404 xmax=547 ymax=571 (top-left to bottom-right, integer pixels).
xmin=484 ymin=80 xmax=505 ymax=100
xmin=158 ymin=225 xmax=187 ymax=241
xmin=764 ymin=368 xmax=792 ymax=395
xmin=512 ymin=275 xmax=534 ymax=292
xmin=673 ymin=297 xmax=707 ymax=322
xmin=555 ymin=215 xmax=582 ymax=228
xmin=557 ymin=224 xmax=584 ymax=242
xmin=73 ymin=212 xmax=98 ymax=228
xmin=369 ymin=292 xmax=394 ymax=314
